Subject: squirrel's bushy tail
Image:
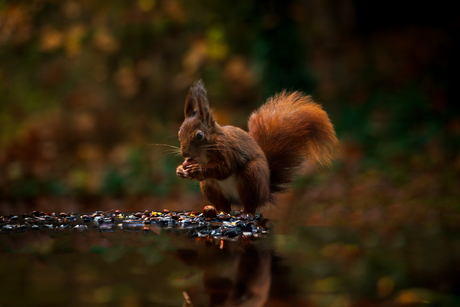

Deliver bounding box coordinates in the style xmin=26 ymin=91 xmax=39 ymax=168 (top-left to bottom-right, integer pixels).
xmin=248 ymin=91 xmax=338 ymax=194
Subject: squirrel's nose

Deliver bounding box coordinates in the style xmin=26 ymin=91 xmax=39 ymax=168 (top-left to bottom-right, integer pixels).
xmin=181 ymin=148 xmax=190 ymax=158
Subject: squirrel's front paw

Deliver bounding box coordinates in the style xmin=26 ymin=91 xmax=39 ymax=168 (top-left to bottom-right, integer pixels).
xmin=176 ymin=165 xmax=189 ymax=179
xmin=185 ymin=164 xmax=205 ymax=181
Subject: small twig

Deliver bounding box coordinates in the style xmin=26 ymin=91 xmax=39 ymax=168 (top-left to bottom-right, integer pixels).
xmin=101 ymin=209 xmax=116 ymax=215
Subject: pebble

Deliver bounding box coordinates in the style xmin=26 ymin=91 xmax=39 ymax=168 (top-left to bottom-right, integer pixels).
xmin=223 ymin=229 xmax=239 ymax=238
xmin=74 ymin=225 xmax=88 ymax=231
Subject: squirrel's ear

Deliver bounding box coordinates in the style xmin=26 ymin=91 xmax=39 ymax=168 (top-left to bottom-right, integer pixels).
xmin=184 ymin=80 xmax=209 ymax=120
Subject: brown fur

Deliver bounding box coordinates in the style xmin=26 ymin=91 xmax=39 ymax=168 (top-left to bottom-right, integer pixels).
xmin=248 ymin=91 xmax=339 ymax=194
xmin=177 ymin=82 xmax=338 ymax=214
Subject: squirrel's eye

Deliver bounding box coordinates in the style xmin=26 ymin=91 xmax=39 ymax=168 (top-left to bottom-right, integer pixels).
xmin=196 ymin=131 xmax=204 ymax=140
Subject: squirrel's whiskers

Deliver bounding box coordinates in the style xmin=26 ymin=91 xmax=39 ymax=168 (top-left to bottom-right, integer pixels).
xmin=146 ymin=143 xmax=182 ymax=157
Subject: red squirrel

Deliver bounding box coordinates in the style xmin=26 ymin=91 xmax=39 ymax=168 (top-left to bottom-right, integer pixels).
xmin=176 ymin=80 xmax=338 ymax=214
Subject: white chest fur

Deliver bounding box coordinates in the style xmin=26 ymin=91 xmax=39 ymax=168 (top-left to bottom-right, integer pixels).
xmin=211 ymin=175 xmax=240 ymax=203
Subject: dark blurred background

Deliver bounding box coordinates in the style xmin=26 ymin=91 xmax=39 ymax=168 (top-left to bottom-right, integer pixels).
xmin=1 ymin=0 xmax=459 ymax=220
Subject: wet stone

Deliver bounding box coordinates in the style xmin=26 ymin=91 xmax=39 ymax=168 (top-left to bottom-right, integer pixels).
xmin=0 ymin=210 xmax=270 ymax=240
xmin=2 ymin=225 xmax=13 ymax=232
xmin=102 ymin=218 xmax=113 ymax=223
xmin=223 ymin=229 xmax=239 ymax=238
xmin=73 ymin=225 xmax=88 ymax=231
xmin=99 ymin=224 xmax=114 ymax=232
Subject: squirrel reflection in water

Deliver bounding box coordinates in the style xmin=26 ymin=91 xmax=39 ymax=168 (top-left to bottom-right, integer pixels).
xmin=176 ymin=237 xmax=296 ymax=307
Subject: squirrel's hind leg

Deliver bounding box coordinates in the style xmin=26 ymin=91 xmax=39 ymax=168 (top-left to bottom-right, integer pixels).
xmin=237 ymin=159 xmax=270 ymax=215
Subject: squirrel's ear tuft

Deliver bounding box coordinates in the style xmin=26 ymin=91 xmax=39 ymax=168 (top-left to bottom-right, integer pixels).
xmin=184 ymin=80 xmax=209 ymax=119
